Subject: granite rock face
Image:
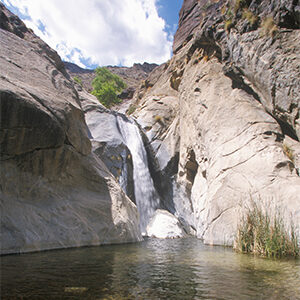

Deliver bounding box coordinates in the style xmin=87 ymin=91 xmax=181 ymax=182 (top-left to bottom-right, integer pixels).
xmin=0 ymin=4 xmax=142 ymax=254
xmin=178 ymin=59 xmax=300 ymax=245
xmin=173 ymin=0 xmax=202 ymax=54
xmin=173 ymin=0 xmax=300 ymax=139
xmin=1 ymin=0 xmax=299 ymax=251
xmin=79 ymin=89 xmax=135 ymax=202
xmin=133 ymin=0 xmax=300 ymax=245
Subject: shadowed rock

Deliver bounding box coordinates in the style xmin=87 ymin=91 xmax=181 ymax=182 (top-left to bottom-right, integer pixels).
xmin=0 ymin=4 xmax=142 ymax=254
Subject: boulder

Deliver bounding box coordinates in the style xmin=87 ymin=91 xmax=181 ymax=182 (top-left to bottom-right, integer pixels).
xmin=146 ymin=209 xmax=186 ymax=239
xmin=118 ymin=87 xmax=135 ymax=100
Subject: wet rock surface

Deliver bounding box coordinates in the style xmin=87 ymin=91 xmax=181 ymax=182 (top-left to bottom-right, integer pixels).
xmin=80 ymin=91 xmax=136 ymax=202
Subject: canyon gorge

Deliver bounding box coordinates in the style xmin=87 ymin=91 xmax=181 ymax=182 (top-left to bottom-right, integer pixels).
xmin=1 ymin=0 xmax=300 ymax=255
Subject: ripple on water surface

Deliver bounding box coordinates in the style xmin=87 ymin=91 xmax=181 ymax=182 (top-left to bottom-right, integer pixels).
xmin=1 ymin=238 xmax=300 ymax=299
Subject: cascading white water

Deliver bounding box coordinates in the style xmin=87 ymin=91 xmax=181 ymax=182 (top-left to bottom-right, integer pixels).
xmin=117 ymin=115 xmax=160 ymax=235
xmin=119 ymin=151 xmax=128 ymax=195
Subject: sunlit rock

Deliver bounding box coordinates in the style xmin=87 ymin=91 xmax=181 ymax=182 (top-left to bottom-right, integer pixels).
xmin=133 ymin=0 xmax=300 ymax=246
xmin=146 ymin=209 xmax=186 ymax=239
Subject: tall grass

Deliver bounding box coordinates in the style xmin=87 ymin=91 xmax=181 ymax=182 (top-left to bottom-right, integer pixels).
xmin=283 ymin=143 xmax=295 ymax=163
xmin=242 ymin=8 xmax=258 ymax=26
xmin=260 ymin=16 xmax=278 ymax=37
xmin=235 ymin=204 xmax=299 ymax=258
xmin=127 ymin=104 xmax=137 ymax=115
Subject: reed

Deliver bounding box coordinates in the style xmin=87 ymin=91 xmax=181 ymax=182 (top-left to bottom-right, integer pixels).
xmin=235 ymin=204 xmax=299 ymax=258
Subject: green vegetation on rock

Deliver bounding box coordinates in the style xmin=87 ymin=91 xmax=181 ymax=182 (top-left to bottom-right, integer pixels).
xmin=225 ymin=19 xmax=233 ymax=32
xmin=222 ymin=0 xmax=259 ymax=32
xmin=283 ymin=143 xmax=295 ymax=163
xmin=92 ymin=67 xmax=126 ymax=108
xmin=234 ymin=0 xmax=247 ymax=13
xmin=127 ymin=104 xmax=137 ymax=115
xmin=242 ymin=8 xmax=258 ymax=26
xmin=73 ymin=76 xmax=83 ymax=86
xmin=260 ymin=16 xmax=278 ymax=37
xmin=235 ymin=203 xmax=299 ymax=258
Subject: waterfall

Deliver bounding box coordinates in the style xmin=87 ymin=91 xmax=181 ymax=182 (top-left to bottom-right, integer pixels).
xmin=117 ymin=115 xmax=160 ymax=235
xmin=119 ymin=151 xmax=128 ymax=195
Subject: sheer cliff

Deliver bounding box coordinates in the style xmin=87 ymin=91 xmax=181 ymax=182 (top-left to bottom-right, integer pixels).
xmin=0 ymin=3 xmax=142 ymax=254
xmin=131 ymin=0 xmax=300 ymax=245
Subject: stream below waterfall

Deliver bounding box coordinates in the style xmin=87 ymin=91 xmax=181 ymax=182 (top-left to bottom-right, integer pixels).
xmin=2 ymin=238 xmax=300 ymax=300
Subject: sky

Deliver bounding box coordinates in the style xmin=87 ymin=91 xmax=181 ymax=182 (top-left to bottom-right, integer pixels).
xmin=1 ymin=0 xmax=183 ymax=69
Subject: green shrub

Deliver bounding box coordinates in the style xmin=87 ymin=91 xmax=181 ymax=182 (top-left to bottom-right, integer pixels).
xmin=235 ymin=204 xmax=299 ymax=258
xmin=242 ymin=8 xmax=258 ymax=25
xmin=225 ymin=19 xmax=233 ymax=32
xmin=223 ymin=7 xmax=234 ymax=32
xmin=92 ymin=67 xmax=126 ymax=108
xmin=226 ymin=7 xmax=234 ymax=19
xmin=127 ymin=104 xmax=137 ymax=115
xmin=73 ymin=76 xmax=83 ymax=86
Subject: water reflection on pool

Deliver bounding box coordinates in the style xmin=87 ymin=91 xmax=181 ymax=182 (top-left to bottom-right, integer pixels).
xmin=1 ymin=238 xmax=300 ymax=299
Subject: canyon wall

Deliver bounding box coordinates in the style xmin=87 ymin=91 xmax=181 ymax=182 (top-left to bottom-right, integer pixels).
xmin=1 ymin=0 xmax=299 ymax=252
xmin=0 ymin=3 xmax=142 ymax=254
xmin=131 ymin=0 xmax=300 ymax=245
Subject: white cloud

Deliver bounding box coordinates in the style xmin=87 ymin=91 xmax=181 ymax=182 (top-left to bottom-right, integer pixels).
xmin=3 ymin=0 xmax=172 ymax=67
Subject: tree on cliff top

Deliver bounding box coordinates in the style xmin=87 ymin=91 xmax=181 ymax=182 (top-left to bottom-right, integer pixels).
xmin=91 ymin=67 xmax=126 ymax=108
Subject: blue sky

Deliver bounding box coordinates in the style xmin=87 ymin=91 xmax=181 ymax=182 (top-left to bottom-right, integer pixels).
xmin=1 ymin=0 xmax=183 ymax=69
xmin=157 ymin=0 xmax=183 ymax=36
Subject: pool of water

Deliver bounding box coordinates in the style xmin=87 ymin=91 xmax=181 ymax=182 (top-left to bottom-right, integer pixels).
xmin=1 ymin=238 xmax=300 ymax=299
